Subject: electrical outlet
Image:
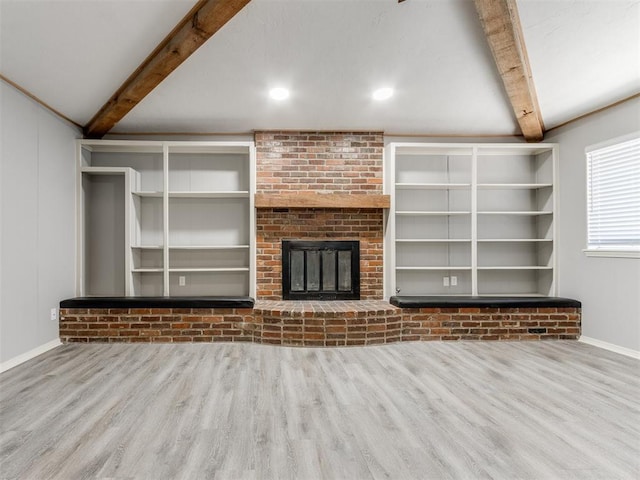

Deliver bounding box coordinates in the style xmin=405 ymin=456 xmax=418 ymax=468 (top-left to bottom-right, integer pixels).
xmin=50 ymin=308 xmax=58 ymax=321
xmin=443 ymin=276 xmax=450 ymax=287
xmin=450 ymin=276 xmax=458 ymax=286
xmin=179 ymin=276 xmax=186 ymax=286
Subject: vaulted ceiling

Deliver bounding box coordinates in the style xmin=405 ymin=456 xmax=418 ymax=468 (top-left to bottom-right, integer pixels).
xmin=1 ymin=0 xmax=638 ymax=139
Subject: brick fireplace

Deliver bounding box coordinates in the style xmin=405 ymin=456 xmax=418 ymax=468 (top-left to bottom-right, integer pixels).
xmin=254 ymin=131 xmax=386 ymax=300
xmin=282 ymin=240 xmax=360 ymax=300
xmin=59 ymin=131 xmax=581 ymax=346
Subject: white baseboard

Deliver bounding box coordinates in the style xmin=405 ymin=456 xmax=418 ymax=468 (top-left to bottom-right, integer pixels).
xmin=0 ymin=339 xmax=62 ymax=373
xmin=579 ymin=336 xmax=640 ymax=360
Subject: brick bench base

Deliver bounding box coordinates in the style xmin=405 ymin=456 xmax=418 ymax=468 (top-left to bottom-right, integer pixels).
xmin=60 ymin=299 xmax=581 ymax=346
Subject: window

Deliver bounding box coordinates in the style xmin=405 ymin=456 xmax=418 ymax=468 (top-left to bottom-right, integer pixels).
xmin=585 ymin=132 xmax=640 ymax=258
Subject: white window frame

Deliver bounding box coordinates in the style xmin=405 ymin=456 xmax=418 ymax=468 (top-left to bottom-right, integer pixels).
xmin=584 ymin=132 xmax=640 ymax=259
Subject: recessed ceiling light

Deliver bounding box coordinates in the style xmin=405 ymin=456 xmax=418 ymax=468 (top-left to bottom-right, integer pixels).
xmin=269 ymin=87 xmax=290 ymax=100
xmin=372 ymin=87 xmax=394 ymax=101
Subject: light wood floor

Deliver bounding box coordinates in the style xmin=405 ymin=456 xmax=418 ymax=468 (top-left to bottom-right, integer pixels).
xmin=1 ymin=341 xmax=638 ymax=480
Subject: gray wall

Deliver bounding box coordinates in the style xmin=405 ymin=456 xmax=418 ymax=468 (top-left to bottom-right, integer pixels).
xmin=0 ymin=81 xmax=80 ymax=364
xmin=546 ymin=97 xmax=640 ymax=352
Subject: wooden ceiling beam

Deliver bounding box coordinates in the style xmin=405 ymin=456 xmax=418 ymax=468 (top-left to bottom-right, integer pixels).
xmin=473 ymin=0 xmax=545 ymax=142
xmin=84 ymin=0 xmax=251 ymax=138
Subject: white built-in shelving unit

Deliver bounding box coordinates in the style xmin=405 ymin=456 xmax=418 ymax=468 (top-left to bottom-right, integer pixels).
xmin=386 ymin=143 xmax=558 ymax=297
xmin=77 ymin=140 xmax=256 ymax=297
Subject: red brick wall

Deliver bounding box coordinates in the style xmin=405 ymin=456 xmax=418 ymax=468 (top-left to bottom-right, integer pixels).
xmin=60 ymin=304 xmax=581 ymax=345
xmin=400 ymin=306 xmax=581 ymax=341
xmin=59 ymin=308 xmax=255 ymax=343
xmin=255 ymin=131 xmax=383 ymax=194
xmin=255 ymin=131 xmax=385 ymax=300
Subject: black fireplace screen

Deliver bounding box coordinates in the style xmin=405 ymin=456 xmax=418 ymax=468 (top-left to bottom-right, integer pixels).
xmin=282 ymin=240 xmax=360 ymax=300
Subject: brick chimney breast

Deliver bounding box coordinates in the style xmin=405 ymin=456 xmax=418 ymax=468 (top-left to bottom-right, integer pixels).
xmin=255 ymin=131 xmax=385 ymax=300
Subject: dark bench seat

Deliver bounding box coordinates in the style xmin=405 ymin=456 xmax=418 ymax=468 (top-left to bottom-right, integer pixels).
xmin=60 ymin=296 xmax=255 ymax=309
xmin=389 ymin=296 xmax=581 ymax=309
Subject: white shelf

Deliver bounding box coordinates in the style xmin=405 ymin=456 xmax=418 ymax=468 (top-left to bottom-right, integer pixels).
xmin=80 ymin=140 xmax=163 ymax=154
xmin=396 ymin=239 xmax=472 ymax=243
xmin=477 ymin=183 xmax=552 ymax=190
xmin=477 ymin=211 xmax=553 ymax=216
xmin=132 ymin=191 xmax=163 ymax=198
xmin=80 ymin=166 xmax=135 ymax=175
xmin=169 ymin=267 xmax=250 ymax=273
xmin=396 ymin=211 xmax=471 ymax=216
xmin=169 ymin=245 xmax=249 ymax=250
xmin=168 ymin=191 xmax=249 ymax=198
xmin=167 ymin=143 xmax=252 ymax=155
xmin=393 ymin=145 xmax=474 ymax=156
xmin=396 ymin=266 xmax=472 ymax=271
xmin=478 ymin=239 xmax=552 ymax=243
xmin=477 ymin=266 xmax=553 ymax=270
xmin=396 ymin=183 xmax=471 ymax=190
xmin=132 ymin=268 xmax=163 ymax=273
xmin=131 ymin=245 xmax=163 ymax=249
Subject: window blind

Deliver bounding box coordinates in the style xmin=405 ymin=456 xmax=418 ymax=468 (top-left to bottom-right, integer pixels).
xmin=586 ymin=135 xmax=640 ymax=252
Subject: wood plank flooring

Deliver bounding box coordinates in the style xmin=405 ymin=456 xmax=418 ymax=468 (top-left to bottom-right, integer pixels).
xmin=1 ymin=341 xmax=638 ymax=480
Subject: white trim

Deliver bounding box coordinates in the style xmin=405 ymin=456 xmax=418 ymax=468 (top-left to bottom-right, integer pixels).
xmin=76 ymin=141 xmax=83 ymax=295
xmin=385 ymin=143 xmax=397 ymax=299
xmin=551 ymin=145 xmax=559 ymax=296
xmin=163 ymin=144 xmax=170 ymax=296
xmin=249 ymin=143 xmax=257 ymax=299
xmin=583 ymin=248 xmax=640 ymax=259
xmin=579 ymin=336 xmax=640 ymax=360
xmin=471 ymin=147 xmax=478 ymax=295
xmin=0 ymin=339 xmax=62 ymax=373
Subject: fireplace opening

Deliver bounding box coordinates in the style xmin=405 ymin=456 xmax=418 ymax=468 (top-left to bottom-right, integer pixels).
xmin=282 ymin=240 xmax=360 ymax=300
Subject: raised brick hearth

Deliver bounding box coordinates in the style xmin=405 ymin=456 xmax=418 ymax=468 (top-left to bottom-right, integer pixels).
xmin=60 ymin=303 xmax=580 ymax=345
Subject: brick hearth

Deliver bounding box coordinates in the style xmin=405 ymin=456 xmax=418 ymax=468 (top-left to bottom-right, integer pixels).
xmin=59 ymin=303 xmax=580 ymax=345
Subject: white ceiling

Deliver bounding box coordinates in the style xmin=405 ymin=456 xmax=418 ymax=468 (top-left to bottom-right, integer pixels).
xmin=519 ymin=0 xmax=640 ymax=129
xmin=1 ymin=0 xmax=638 ymax=136
xmin=0 ymin=0 xmax=195 ymax=123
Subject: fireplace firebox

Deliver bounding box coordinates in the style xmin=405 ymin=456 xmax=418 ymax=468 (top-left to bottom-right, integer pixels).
xmin=282 ymin=240 xmax=360 ymax=300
